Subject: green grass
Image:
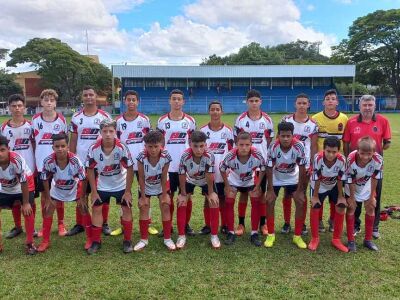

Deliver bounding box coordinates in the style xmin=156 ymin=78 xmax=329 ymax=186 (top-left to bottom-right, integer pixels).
xmin=0 ymin=113 xmax=399 ymax=299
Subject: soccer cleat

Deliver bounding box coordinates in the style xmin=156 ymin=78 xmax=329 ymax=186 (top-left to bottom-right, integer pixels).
xmin=347 ymin=241 xmax=357 ymax=252
xmin=264 ymin=234 xmax=276 ymax=248
xmin=308 ymin=238 xmax=320 ymax=251
xmin=331 ymin=239 xmax=349 ymax=252
xmin=66 ymin=224 xmax=84 ymax=236
xmin=6 ymin=227 xmax=23 ymax=239
xmin=111 ymin=227 xmax=123 ymax=236
xmin=328 ymin=218 xmax=334 ymax=233
xmin=235 ymin=224 xmax=245 ymax=236
xmin=301 ymin=224 xmax=308 ymax=236
xmin=250 ymin=233 xmax=262 ymax=247
xmin=220 ymin=225 xmax=228 ymax=235
xmin=372 ymin=230 xmax=380 ymax=240
xmin=363 ymin=240 xmax=379 ymax=251
xmin=176 ymin=235 xmax=186 ymax=249
xmin=148 ymin=226 xmax=159 ymax=235
xmin=87 ymin=241 xmax=101 ymax=255
xmin=353 ymin=226 xmax=361 ymax=237
xmin=319 ymin=220 xmax=326 ymax=233
xmin=261 ymin=224 xmax=269 ymax=236
xmin=133 ymin=240 xmax=148 ymax=252
xmin=199 ymin=225 xmax=211 ymax=235
xmin=281 ymin=223 xmax=291 ymax=234
xmin=293 ymin=235 xmax=307 ymax=249
xmin=58 ymin=224 xmax=68 ymax=237
xmin=210 ymin=235 xmax=221 ymax=249
xmin=164 ymin=239 xmax=176 ymax=251
xmin=185 ymin=224 xmax=195 ymax=236
xmin=26 ymin=243 xmax=37 ymax=255
xmin=37 ymin=241 xmax=50 ymax=252
xmin=123 ymin=240 xmax=134 ymax=253
xmin=224 ymin=232 xmax=236 ymax=245
xmin=102 ymin=223 xmax=112 ymax=236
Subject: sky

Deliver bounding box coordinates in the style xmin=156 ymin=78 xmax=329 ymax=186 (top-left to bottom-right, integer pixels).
xmin=1 ymin=0 xmax=399 ymax=70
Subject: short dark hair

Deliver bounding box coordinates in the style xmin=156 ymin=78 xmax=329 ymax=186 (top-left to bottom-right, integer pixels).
xmin=8 ymin=94 xmax=25 ymax=105
xmin=170 ymin=89 xmax=184 ymax=98
xmin=82 ymin=85 xmax=96 ymax=93
xmin=144 ymin=130 xmax=164 ymax=145
xmin=278 ymin=121 xmax=294 ymax=134
xmin=324 ymin=89 xmax=337 ymax=99
xmin=296 ymin=93 xmax=310 ymax=101
xmin=190 ymin=130 xmax=207 ymax=143
xmin=237 ymin=131 xmax=252 ymax=142
xmin=208 ymin=101 xmax=223 ymax=111
xmin=52 ymin=132 xmax=69 ymax=144
xmin=323 ymin=136 xmax=340 ymax=150
xmin=246 ymin=89 xmax=261 ymax=100
xmin=124 ymin=90 xmax=139 ymax=99
xmin=0 ymin=135 xmax=9 ymax=147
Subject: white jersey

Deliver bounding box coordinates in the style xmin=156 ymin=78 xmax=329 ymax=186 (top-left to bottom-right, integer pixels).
xmin=0 ymin=152 xmax=34 ymax=194
xmin=310 ymin=151 xmax=346 ymax=193
xmin=200 ymin=123 xmax=234 ymax=183
xmin=86 ymin=138 xmax=134 ymax=192
xmin=234 ymin=112 xmax=274 ymax=159
xmin=1 ymin=119 xmax=36 ymax=174
xmin=136 ymin=149 xmax=172 ymax=196
xmin=157 ymin=113 xmax=196 ymax=173
xmin=32 ymin=113 xmax=68 ymax=172
xmin=69 ymin=109 xmax=111 ymax=162
xmin=281 ymin=114 xmax=318 ymax=168
xmin=220 ymin=147 xmax=265 ymax=188
xmin=41 ymin=152 xmax=86 ymax=201
xmin=116 ymin=113 xmax=151 ymax=171
xmin=345 ymin=150 xmax=383 ymax=202
xmin=267 ymin=139 xmax=306 ymax=186
xmin=178 ymin=148 xmax=215 ymax=187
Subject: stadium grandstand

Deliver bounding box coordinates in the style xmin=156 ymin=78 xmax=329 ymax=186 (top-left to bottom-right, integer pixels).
xmin=112 ymin=65 xmax=356 ymax=114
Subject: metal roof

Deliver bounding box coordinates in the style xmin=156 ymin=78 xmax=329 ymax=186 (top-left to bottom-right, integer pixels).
xmin=112 ymin=65 xmax=355 ymax=78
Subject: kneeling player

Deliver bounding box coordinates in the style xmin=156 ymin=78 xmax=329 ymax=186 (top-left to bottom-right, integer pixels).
xmin=220 ymin=132 xmax=265 ymax=247
xmin=0 ymin=135 xmax=36 ymax=255
xmin=135 ymin=130 xmax=176 ymax=251
xmin=38 ymin=133 xmax=89 ymax=252
xmin=265 ymin=122 xmax=307 ymax=249
xmin=177 ymin=131 xmax=220 ymax=249
xmin=86 ymin=119 xmax=134 ymax=254
xmin=344 ymin=136 xmax=383 ymax=252
xmin=308 ymin=136 xmax=347 ymax=251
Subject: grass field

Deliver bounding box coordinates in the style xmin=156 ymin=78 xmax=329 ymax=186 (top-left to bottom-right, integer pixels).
xmin=0 ymin=113 xmax=399 ymax=299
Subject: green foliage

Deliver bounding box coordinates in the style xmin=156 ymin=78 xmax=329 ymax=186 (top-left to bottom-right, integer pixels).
xmin=0 ymin=48 xmax=22 ymax=101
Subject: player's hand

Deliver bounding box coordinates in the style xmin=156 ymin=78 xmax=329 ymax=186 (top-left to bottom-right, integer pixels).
xmin=368 ymin=197 xmax=376 ymax=207
xmin=224 ymin=185 xmax=235 ymax=198
xmin=336 ymin=196 xmax=347 ymax=208
xmin=22 ymin=203 xmax=33 ymax=216
xmin=177 ymin=193 xmax=188 ymax=206
xmin=207 ymin=192 xmax=219 ymax=207
xmin=266 ymin=190 xmax=277 ymax=204
xmin=90 ymin=192 xmax=101 ymax=205
xmin=138 ymin=195 xmax=148 ymax=209
xmin=311 ymin=195 xmax=321 ymax=208
xmin=77 ymin=196 xmax=88 ymax=211
xmin=123 ymin=192 xmax=133 ymax=208
xmin=160 ymin=193 xmax=170 ymax=205
xmin=347 ymin=196 xmax=357 ymax=211
xmin=44 ymin=197 xmax=56 ymax=211
xmin=250 ymin=185 xmax=261 ymax=197
xmin=293 ymin=189 xmax=305 ymax=204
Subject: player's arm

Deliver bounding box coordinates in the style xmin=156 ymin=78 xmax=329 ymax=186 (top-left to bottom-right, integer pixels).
xmin=336 ymin=179 xmax=346 ymax=207
xmin=343 ymin=142 xmax=350 ymax=157
xmin=137 ymin=161 xmax=147 ymax=208
xmin=70 ymin=132 xmax=78 ymax=154
xmin=123 ymin=165 xmax=134 ymax=207
xmin=310 ymin=134 xmax=318 ymax=165
xmin=311 ymin=180 xmax=321 ymax=207
xmin=205 ymin=171 xmax=218 ymax=206
xmin=20 ymin=181 xmax=32 ymax=215
xmin=41 ymin=176 xmax=54 ymax=210
xmin=383 ymin=139 xmax=391 ymax=150
xmin=161 ymin=163 xmax=169 ymax=195
xmin=87 ymin=168 xmax=100 ymax=203
xmin=347 ymin=182 xmax=357 ymax=211
xmin=369 ymin=177 xmax=378 ymax=203
xmin=265 ymin=167 xmax=276 ymax=203
xmin=293 ymin=165 xmax=306 ymax=204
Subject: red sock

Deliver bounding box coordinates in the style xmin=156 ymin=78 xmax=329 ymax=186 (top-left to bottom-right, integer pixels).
xmin=91 ymin=225 xmax=102 ymax=243
xmin=225 ymin=199 xmax=235 ymax=232
xmin=139 ymin=219 xmax=149 ymax=240
xmin=185 ymin=200 xmax=192 ymax=225
xmin=365 ymin=214 xmax=375 ymax=241
xmin=56 ymin=201 xmax=64 ymax=225
xmin=259 ymin=202 xmax=267 ymax=220
xmin=12 ymin=203 xmax=22 ymax=228
xmin=283 ymin=196 xmax=292 ymax=224
xmin=302 ymin=196 xmax=308 ymax=224
xmin=42 ymin=216 xmax=53 ymax=243
xmin=329 ymin=201 xmax=336 ymax=221
xmin=162 ymin=220 xmax=172 ymax=239
xmin=267 ymin=216 xmax=275 ymax=234
xmin=310 ymin=208 xmax=320 ymax=239
xmin=32 ymin=202 xmax=37 ymax=218
xmin=294 ymin=218 xmax=303 ymax=236
xmin=41 ymin=198 xmax=46 ymax=218
xmin=219 ymin=196 xmax=226 ymax=226
xmin=82 ymin=213 xmax=92 ymax=242
xmin=177 ymin=206 xmax=186 ymax=235
xmin=333 ymin=212 xmax=345 ymax=240
xmin=23 ymin=213 xmax=35 ymax=244
xmin=122 ymin=219 xmax=133 ymax=241
xmin=250 ymin=197 xmax=259 ymax=231
xmin=203 ymin=207 xmax=210 ymax=227
xmin=76 ymin=206 xmax=83 ymax=226
xmin=238 ymin=201 xmax=247 ymax=218
xmin=346 ymin=214 xmax=355 ymax=242
xmin=169 ymin=197 xmax=174 ymax=222
xmin=319 ymin=202 xmax=324 ymax=221
xmin=210 ymin=207 xmax=219 ymax=235
xmin=102 ymin=203 xmax=110 ymax=224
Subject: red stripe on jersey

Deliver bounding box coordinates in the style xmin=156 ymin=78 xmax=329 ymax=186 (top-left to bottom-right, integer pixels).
xmin=184 ymin=113 xmax=195 ymax=123
xmin=158 ymin=113 xmax=169 ymax=122
xmin=238 ymin=112 xmax=247 ymax=121
xmin=97 ymin=109 xmax=110 ymax=118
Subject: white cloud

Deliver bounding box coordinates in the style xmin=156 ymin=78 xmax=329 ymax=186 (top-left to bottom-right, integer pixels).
xmin=306 ymin=4 xmax=315 ymax=11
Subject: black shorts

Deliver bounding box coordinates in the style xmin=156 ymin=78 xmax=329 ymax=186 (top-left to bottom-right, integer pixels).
xmin=85 ymin=169 xmax=98 ymax=195
xmin=134 ymin=171 xmax=139 ymax=181
xmin=256 ymin=171 xmax=267 ymax=193
xmin=215 ymin=182 xmax=225 ymax=197
xmin=94 ymin=190 xmax=128 ymax=207
xmin=232 ymin=185 xmax=255 ymax=193
xmin=168 ymin=172 xmax=180 ymax=194
xmin=186 ymin=182 xmax=210 ymax=196
xmin=311 ymin=185 xmax=338 ymax=204
xmin=138 ymin=190 xmax=165 ymax=198
xmin=273 ymin=184 xmax=298 ymax=197
xmin=33 ymin=177 xmax=40 ymax=198
xmin=36 ymin=177 xmax=50 ymax=193
xmin=0 ymin=191 xmax=35 ymax=208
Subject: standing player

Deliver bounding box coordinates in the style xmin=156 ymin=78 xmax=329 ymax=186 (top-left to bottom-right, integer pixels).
xmin=135 ymin=130 xmax=175 ymax=251
xmin=68 ymin=86 xmax=111 ymax=236
xmin=0 ymin=135 xmax=36 ymax=255
xmin=281 ymin=94 xmax=318 ymax=235
xmin=32 ymin=89 xmax=68 ymax=237
xmin=312 ymin=89 xmax=348 ymax=232
xmin=176 ymin=131 xmax=219 ymax=249
xmin=220 ymin=132 xmax=266 ymax=246
xmin=1 ymin=94 xmax=36 ymax=239
xmin=264 ymin=122 xmax=307 ymax=249
xmin=157 ymin=89 xmax=196 ymax=236
xmin=234 ymin=89 xmax=274 ymax=236
xmin=199 ymin=101 xmax=234 ymax=234
xmin=85 ymin=119 xmax=134 ymax=254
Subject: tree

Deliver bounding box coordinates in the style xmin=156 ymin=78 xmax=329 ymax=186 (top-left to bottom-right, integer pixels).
xmin=7 ymin=38 xmax=112 ymax=106
xmin=331 ymin=9 xmax=400 ymax=108
xmin=0 ymin=49 xmax=22 ymax=101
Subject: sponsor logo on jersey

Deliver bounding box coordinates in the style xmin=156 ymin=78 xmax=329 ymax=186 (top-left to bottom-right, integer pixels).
xmin=208 ymin=142 xmax=226 ymax=154
xmin=167 ymin=132 xmax=187 ymax=144
xmin=320 ymin=175 xmax=337 ymax=185
xmin=81 ymin=128 xmax=100 ymax=140
xmin=100 ymin=164 xmax=121 ymax=176
xmin=39 ymin=132 xmax=53 ymax=145
xmin=0 ymin=178 xmax=17 ymax=187
xmin=191 ymin=170 xmax=205 ymax=180
xmin=250 ymin=132 xmax=264 ymax=144
xmin=239 ymin=171 xmax=253 ymax=182
xmin=55 ymin=179 xmax=75 ymax=190
xmin=276 ymin=163 xmax=296 ymax=173
xmin=146 ymin=174 xmax=162 ymax=185
xmin=13 ymin=138 xmax=30 ymax=150
xmin=126 ymin=132 xmax=143 ymax=144
xmin=294 ymin=134 xmax=308 ymax=142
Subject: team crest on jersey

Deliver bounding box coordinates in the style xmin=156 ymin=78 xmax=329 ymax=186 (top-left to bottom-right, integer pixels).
xmin=367 ymin=165 xmax=374 ymax=173
xmin=373 ymin=126 xmax=378 ymax=132
xmin=54 ymin=124 xmax=60 ymax=131
xmin=221 ymin=132 xmax=227 ymax=139
xmin=68 ymin=168 xmax=73 ymax=176
xmin=9 ymin=168 xmax=15 ymax=176
xmin=291 ymin=152 xmax=296 ymax=160
xmin=114 ymin=153 xmax=120 ymax=160
xmin=248 ymin=161 xmax=253 ymax=168
xmin=259 ymin=123 xmax=265 ymax=129
xmin=181 ymin=122 xmax=188 ymax=129
xmin=304 ymin=125 xmax=311 ymax=133
xmin=137 ymin=121 xmax=143 ymax=128
xmin=354 ymin=127 xmax=361 ymax=134
xmin=338 ymin=123 xmax=343 ymax=131
xmin=334 ymin=166 xmax=340 ymax=172
xmin=94 ymin=118 xmax=100 ymax=125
